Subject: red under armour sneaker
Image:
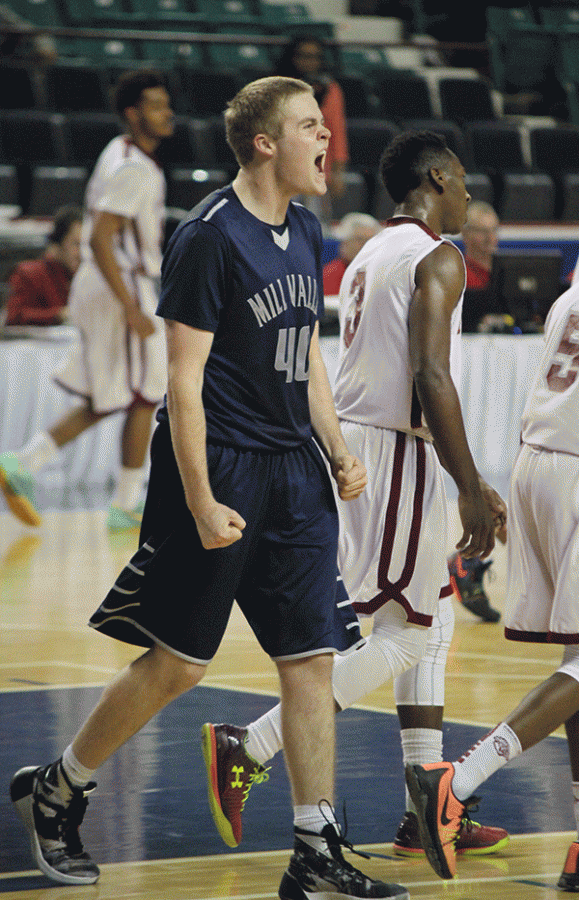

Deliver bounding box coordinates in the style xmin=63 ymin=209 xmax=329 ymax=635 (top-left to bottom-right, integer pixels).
xmin=558 ymin=841 xmax=579 ymax=892
xmin=201 ymin=722 xmax=270 ymax=848
xmin=393 ymin=809 xmax=509 ymax=857
xmin=405 ymin=762 xmax=464 ymax=879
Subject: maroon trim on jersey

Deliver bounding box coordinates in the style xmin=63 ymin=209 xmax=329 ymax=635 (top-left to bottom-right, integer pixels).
xmin=383 ymin=216 xmax=441 ymax=242
xmin=440 ymin=583 xmax=453 ymax=599
xmin=353 ymin=431 xmax=432 ymax=626
xmin=505 ymin=627 xmax=579 ymax=644
xmin=125 ymin=136 xmax=162 ymax=169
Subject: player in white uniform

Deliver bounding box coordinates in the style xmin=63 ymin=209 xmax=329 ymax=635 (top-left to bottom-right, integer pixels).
xmin=0 ymin=70 xmax=174 ymax=531
xmin=407 ymin=281 xmax=579 ymax=888
xmin=201 ymin=130 xmax=508 ymax=857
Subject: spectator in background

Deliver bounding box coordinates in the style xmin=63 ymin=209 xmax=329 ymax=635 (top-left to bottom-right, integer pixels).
xmin=5 ymin=206 xmax=82 ymax=327
xmin=275 ymin=35 xmax=349 ymax=227
xmin=323 ymin=213 xmax=382 ymax=296
xmin=461 ymin=200 xmax=502 ymax=333
xmin=463 ymin=200 xmax=499 ymax=291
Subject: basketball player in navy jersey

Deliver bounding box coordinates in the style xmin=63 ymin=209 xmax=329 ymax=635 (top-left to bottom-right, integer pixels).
xmin=10 ymin=77 xmax=409 ymax=900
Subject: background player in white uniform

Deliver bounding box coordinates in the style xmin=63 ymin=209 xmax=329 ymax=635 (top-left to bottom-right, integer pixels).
xmin=0 ymin=70 xmax=174 ymax=531
xmin=203 ymin=130 xmax=507 ymax=856
xmin=407 ymin=280 xmax=579 ymax=888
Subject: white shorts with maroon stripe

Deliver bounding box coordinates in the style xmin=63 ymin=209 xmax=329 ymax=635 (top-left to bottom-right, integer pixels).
xmin=53 ymin=261 xmax=167 ymax=413
xmin=505 ymin=442 xmax=579 ymax=644
xmin=338 ymin=420 xmax=450 ymax=627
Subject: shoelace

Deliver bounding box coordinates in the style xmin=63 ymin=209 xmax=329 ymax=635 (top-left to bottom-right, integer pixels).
xmin=457 ymin=795 xmax=483 ymax=841
xmin=240 ymin=765 xmax=270 ymax=809
xmin=318 ymin=800 xmax=393 ymax=863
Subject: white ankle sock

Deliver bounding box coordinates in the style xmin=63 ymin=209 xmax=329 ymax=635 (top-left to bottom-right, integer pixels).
xmin=19 ymin=432 xmax=60 ymax=474
xmin=245 ymin=705 xmax=283 ymax=765
xmin=111 ymin=466 xmax=145 ymax=511
xmin=400 ymin=727 xmax=443 ymax=813
xmin=294 ymin=803 xmax=337 ymax=834
xmin=451 ymin=722 xmax=522 ymax=802
xmin=61 ymin=744 xmax=96 ymax=789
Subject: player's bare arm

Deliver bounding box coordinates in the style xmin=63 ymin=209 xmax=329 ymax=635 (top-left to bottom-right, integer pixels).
xmin=307 ymin=321 xmax=367 ymax=501
xmin=410 ymin=242 xmax=496 ymax=558
xmin=90 ymin=210 xmax=156 ymax=339
xmin=165 ymin=319 xmax=246 ymax=549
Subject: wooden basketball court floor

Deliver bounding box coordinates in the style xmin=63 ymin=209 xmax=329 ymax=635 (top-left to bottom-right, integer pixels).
xmin=1 ymin=501 xmax=577 ymax=900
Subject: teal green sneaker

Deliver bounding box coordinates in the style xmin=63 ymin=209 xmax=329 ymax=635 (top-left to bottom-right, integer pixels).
xmin=0 ymin=452 xmax=42 ymax=527
xmin=106 ymin=501 xmax=145 ymax=532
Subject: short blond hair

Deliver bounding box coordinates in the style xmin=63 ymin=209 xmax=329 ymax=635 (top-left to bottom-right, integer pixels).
xmin=224 ymin=76 xmax=313 ymax=167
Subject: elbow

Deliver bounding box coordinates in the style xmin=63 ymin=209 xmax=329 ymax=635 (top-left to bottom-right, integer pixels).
xmin=412 ymin=363 xmax=448 ymax=397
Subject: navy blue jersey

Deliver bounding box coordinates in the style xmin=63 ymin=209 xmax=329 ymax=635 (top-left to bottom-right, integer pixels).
xmin=157 ymin=185 xmax=324 ymax=451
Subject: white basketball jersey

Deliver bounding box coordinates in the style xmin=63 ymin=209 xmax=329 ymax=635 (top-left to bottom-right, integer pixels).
xmin=333 ymin=217 xmax=464 ymax=437
xmin=521 ymin=283 xmax=579 ymax=455
xmin=81 ymin=135 xmax=166 ymax=278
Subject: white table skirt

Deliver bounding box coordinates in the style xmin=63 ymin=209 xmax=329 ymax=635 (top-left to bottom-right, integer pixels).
xmin=0 ymin=330 xmax=544 ymax=503
xmin=320 ymin=333 xmax=545 ymax=500
xmin=0 ymin=330 xmax=125 ymax=498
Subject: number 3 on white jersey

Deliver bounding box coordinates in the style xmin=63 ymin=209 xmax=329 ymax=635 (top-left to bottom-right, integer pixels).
xmin=344 ymin=269 xmax=366 ymax=349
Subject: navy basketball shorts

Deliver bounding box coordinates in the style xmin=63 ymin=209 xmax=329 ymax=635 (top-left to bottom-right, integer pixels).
xmin=89 ymin=420 xmax=363 ymax=664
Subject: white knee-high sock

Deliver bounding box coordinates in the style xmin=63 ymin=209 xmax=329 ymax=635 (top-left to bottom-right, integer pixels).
xmin=400 ymin=727 xmax=443 ymax=813
xmin=245 ymin=620 xmax=426 ymax=765
xmin=246 ymin=606 xmax=428 ymax=765
xmin=18 ymin=432 xmax=60 ymax=474
xmin=451 ymin=722 xmax=522 ymax=801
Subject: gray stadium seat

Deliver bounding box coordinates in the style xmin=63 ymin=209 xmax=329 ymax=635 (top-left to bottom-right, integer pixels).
xmin=166 ymin=169 xmax=230 ymax=212
xmin=28 ymin=166 xmax=89 ymax=216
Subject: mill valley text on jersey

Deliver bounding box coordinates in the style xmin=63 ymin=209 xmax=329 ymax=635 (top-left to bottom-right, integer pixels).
xmin=156 ymin=186 xmax=325 ymax=451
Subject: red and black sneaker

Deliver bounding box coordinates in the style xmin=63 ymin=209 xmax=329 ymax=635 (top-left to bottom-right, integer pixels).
xmin=558 ymin=842 xmax=579 ymax=892
xmin=393 ymin=809 xmax=509 ymax=857
xmin=201 ymin=722 xmax=270 ymax=848
xmin=448 ymin=551 xmax=500 ymax=623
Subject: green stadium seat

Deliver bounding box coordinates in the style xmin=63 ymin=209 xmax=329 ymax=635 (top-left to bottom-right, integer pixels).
xmin=60 ymin=0 xmax=139 ymax=24
xmin=259 ymin=2 xmax=334 ymax=40
xmin=58 ymin=38 xmax=140 ymax=65
xmin=141 ymin=40 xmax=206 ymax=69
xmin=338 ymin=45 xmax=389 ymax=81
xmin=9 ymin=0 xmax=64 ymax=28
xmin=166 ymin=168 xmax=230 ymax=211
xmin=29 ymin=166 xmax=89 ymax=216
xmin=486 ymin=6 xmax=557 ymax=96
xmin=63 ymin=113 xmax=122 ymax=165
xmin=195 ymin=0 xmax=261 ymax=27
xmin=0 ymin=65 xmax=39 ymax=109
xmin=540 ymin=7 xmax=579 ymax=33
xmin=206 ymin=39 xmax=273 ymax=79
xmin=373 ymin=70 xmax=434 ymax=122
xmin=558 ymin=33 xmax=579 ymax=85
xmin=129 ymin=0 xmax=205 ymax=28
xmin=0 ymin=111 xmax=67 ymax=164
xmin=44 ymin=63 xmax=111 ymax=113
xmin=175 ymin=70 xmax=240 ymax=117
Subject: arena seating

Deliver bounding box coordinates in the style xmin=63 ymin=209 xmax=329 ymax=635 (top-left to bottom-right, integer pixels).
xmin=1 ymin=1 xmax=579 ymax=223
